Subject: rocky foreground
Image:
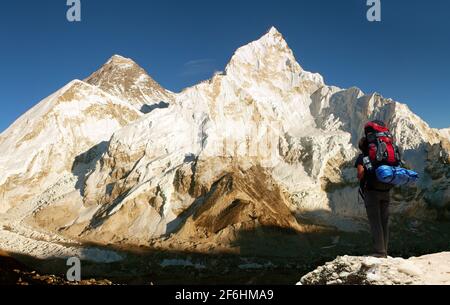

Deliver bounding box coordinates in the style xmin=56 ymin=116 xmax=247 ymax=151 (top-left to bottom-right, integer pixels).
xmin=299 ymin=252 xmax=450 ymax=285
xmin=0 ymin=250 xmax=113 ymax=285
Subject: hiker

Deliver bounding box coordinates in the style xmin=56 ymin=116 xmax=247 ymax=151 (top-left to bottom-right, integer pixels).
xmin=355 ymin=121 xmax=419 ymax=258
xmin=355 ymin=121 xmax=397 ymax=258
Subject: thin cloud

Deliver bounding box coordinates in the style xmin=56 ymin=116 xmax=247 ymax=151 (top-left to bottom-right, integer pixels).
xmin=180 ymin=59 xmax=216 ymax=77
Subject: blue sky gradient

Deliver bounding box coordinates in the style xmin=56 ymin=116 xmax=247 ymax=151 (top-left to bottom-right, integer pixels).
xmin=0 ymin=0 xmax=449 ymax=132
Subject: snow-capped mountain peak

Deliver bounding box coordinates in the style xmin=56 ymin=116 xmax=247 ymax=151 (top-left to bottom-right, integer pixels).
xmin=225 ymin=27 xmax=324 ymax=90
xmin=85 ymin=55 xmax=174 ymax=110
xmin=258 ymin=26 xmax=289 ymax=49
xmin=107 ymin=54 xmax=136 ymax=66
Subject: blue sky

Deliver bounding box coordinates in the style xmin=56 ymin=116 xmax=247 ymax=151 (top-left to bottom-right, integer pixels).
xmin=0 ymin=0 xmax=449 ymax=132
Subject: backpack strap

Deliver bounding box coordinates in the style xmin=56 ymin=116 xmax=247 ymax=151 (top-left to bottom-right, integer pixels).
xmin=376 ymin=132 xmax=392 ymax=138
xmin=359 ymin=187 xmax=365 ymax=201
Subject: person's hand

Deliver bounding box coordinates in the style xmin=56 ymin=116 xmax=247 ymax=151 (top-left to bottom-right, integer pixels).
xmin=357 ymin=165 xmax=365 ymax=181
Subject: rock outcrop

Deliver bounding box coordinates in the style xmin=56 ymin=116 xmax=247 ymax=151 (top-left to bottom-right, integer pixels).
xmin=299 ymin=252 xmax=450 ymax=285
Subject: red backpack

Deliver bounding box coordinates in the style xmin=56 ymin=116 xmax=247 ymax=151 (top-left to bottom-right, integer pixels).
xmin=364 ymin=120 xmax=401 ymax=167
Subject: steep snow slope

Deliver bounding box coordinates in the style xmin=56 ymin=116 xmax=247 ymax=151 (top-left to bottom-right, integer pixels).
xmin=440 ymin=128 xmax=450 ymax=141
xmin=0 ymin=80 xmax=142 ymax=213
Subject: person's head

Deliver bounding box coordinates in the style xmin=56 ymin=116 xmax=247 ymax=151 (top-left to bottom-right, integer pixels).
xmin=358 ymin=137 xmax=368 ymax=153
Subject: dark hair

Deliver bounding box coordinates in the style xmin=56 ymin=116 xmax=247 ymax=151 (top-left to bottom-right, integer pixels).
xmin=358 ymin=137 xmax=368 ymax=154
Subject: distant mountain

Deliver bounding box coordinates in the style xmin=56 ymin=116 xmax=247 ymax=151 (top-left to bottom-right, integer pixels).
xmin=0 ymin=27 xmax=448 ymax=258
xmin=0 ymin=79 xmax=144 ymax=213
xmin=85 ymin=55 xmax=174 ymax=111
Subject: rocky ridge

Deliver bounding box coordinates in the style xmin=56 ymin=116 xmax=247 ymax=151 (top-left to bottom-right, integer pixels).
xmin=299 ymin=252 xmax=450 ymax=285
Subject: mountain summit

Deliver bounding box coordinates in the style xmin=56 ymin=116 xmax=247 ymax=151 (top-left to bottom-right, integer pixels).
xmin=85 ymin=55 xmax=174 ymax=110
xmin=226 ymin=26 xmax=324 ymax=90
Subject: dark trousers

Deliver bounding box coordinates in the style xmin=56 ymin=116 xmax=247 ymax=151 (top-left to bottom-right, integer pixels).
xmin=364 ymin=190 xmax=390 ymax=256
